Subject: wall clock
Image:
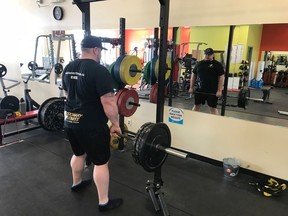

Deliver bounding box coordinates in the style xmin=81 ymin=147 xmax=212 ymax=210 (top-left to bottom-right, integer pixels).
xmin=53 ymin=6 xmax=64 ymax=21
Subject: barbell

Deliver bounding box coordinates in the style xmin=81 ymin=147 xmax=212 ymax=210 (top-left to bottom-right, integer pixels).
xmin=117 ymin=122 xmax=188 ymax=172
xmin=193 ymin=87 xmax=251 ymax=109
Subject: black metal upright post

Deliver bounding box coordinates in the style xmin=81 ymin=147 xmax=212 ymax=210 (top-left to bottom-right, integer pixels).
xmin=118 ymin=17 xmax=126 ymax=150
xmin=153 ymin=28 xmax=159 ymax=57
xmin=156 ymin=0 xmax=170 ymax=123
xmin=73 ymin=1 xmax=91 ymax=36
xmin=168 ymin=27 xmax=178 ymax=106
xmin=221 ymin=25 xmax=235 ymax=116
xmin=119 ymin=18 xmax=126 ymax=56
xmin=146 ymin=1 xmax=171 ymax=216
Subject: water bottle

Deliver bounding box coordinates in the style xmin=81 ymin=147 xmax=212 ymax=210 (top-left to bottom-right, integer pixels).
xmin=19 ymin=98 xmax=26 ymax=115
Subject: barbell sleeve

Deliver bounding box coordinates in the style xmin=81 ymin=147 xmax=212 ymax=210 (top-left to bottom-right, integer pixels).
xmin=156 ymin=145 xmax=188 ymax=159
xmin=128 ymin=102 xmax=141 ymax=107
xmin=194 ymin=91 xmax=217 ymax=96
xmin=117 ymin=132 xmax=188 ymax=160
xmin=129 ymin=69 xmax=142 ymax=73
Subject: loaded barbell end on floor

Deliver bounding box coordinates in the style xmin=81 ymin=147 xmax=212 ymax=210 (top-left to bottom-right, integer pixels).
xmin=117 ymin=131 xmax=188 ymax=160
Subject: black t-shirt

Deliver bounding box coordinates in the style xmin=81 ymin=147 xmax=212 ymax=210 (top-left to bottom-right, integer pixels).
xmin=62 ymin=59 xmax=113 ymax=129
xmin=193 ymin=59 xmax=224 ymax=93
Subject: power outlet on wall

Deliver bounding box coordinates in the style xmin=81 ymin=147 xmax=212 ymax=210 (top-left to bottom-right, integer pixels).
xmin=127 ymin=119 xmax=132 ymax=127
xmin=36 ymin=0 xmax=43 ymax=4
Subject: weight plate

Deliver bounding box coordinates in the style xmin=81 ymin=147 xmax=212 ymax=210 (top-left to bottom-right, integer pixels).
xmin=0 ymin=96 xmax=20 ymax=112
xmin=108 ymin=62 xmax=121 ymax=90
xmin=237 ymin=87 xmax=250 ymax=109
xmin=150 ymin=57 xmax=158 ymax=85
xmin=38 ymin=97 xmax=64 ymax=131
xmin=0 ymin=64 xmax=7 ymax=77
xmin=143 ymin=61 xmax=152 ymax=84
xmin=116 ymin=88 xmax=128 ymax=109
xmin=149 ymin=84 xmax=158 ymax=104
xmin=28 ymin=61 xmax=38 ymax=71
xmin=172 ymin=81 xmax=179 ymax=96
xmin=153 ymin=56 xmax=172 ymax=81
xmin=54 ymin=63 xmax=63 ymax=74
xmin=133 ymin=122 xmax=171 ymax=172
xmin=118 ymin=89 xmax=139 ymax=117
xmin=119 ymin=55 xmax=142 ymax=85
xmin=132 ymin=122 xmax=154 ymax=165
xmin=114 ymin=55 xmax=126 ymax=84
xmin=38 ymin=97 xmax=59 ymax=130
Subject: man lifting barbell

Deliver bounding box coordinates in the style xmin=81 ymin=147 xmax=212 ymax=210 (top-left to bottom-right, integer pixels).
xmin=188 ymin=48 xmax=225 ymax=115
xmin=62 ymin=35 xmax=123 ymax=212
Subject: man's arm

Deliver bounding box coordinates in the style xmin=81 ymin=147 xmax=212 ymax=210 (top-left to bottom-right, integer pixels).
xmin=101 ymin=92 xmax=121 ymax=136
xmin=216 ymin=74 xmax=225 ymax=97
xmin=188 ymin=73 xmax=197 ymax=94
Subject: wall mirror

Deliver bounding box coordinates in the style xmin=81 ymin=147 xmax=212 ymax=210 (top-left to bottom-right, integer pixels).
xmin=66 ymin=24 xmax=288 ymax=128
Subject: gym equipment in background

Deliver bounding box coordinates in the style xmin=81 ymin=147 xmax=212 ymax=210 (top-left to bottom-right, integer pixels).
xmin=0 ymin=63 xmax=21 ymax=111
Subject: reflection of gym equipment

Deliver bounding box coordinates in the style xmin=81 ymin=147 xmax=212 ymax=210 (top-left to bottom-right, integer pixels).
xmin=22 ymin=74 xmax=40 ymax=112
xmin=0 ymin=63 xmax=21 ymax=111
xmin=245 ymin=86 xmax=272 ymax=104
xmin=177 ymin=42 xmax=207 ymax=99
xmin=238 ymin=60 xmax=249 ymax=88
xmin=278 ymin=110 xmax=288 ymax=116
xmin=53 ymin=33 xmax=77 ymax=84
xmin=0 ymin=64 xmax=40 ymax=145
xmin=31 ymin=34 xmax=55 ymax=82
xmin=263 ymin=65 xmax=277 ymax=85
xmin=275 ymin=71 xmax=288 ymax=88
xmin=177 ymin=53 xmax=197 ymax=95
xmin=180 ymin=41 xmax=207 ymax=61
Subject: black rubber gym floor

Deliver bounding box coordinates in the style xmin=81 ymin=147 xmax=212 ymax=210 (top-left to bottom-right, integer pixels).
xmin=0 ymin=128 xmax=288 ymax=216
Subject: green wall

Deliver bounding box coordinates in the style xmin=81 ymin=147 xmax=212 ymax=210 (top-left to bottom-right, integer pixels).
xmin=187 ymin=25 xmax=263 ymax=76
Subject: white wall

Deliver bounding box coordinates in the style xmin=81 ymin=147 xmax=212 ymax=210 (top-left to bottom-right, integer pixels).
xmin=126 ymin=101 xmax=288 ymax=180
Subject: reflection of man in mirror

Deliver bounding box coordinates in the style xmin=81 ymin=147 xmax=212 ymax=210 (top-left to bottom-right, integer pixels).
xmin=188 ymin=48 xmax=225 ymax=115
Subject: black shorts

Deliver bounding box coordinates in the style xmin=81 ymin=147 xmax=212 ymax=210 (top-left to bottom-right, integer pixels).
xmin=194 ymin=93 xmax=218 ymax=108
xmin=64 ymin=125 xmax=111 ymax=165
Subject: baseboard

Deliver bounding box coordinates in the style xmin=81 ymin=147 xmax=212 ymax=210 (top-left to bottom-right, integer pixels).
xmin=172 ymin=147 xmax=288 ymax=184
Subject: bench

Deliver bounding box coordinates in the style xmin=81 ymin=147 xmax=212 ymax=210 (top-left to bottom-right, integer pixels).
xmin=0 ymin=110 xmax=40 ymax=145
